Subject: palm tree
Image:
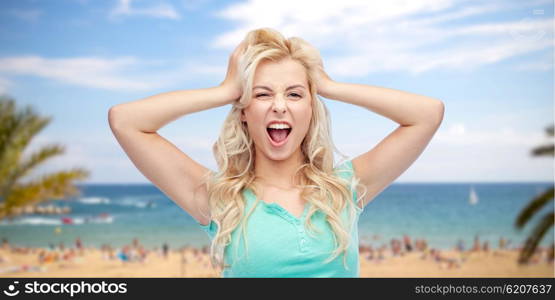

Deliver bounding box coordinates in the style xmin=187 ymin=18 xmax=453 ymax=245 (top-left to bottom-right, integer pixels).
xmin=0 ymin=96 xmax=90 ymax=219
xmin=514 ymin=123 xmax=554 ymax=264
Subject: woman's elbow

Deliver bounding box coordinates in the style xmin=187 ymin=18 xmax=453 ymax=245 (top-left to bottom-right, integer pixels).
xmin=432 ymin=99 xmax=445 ymax=126
xmin=108 ymin=105 xmax=128 ymax=132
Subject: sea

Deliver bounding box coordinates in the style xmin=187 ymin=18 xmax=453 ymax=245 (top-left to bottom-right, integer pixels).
xmin=0 ymin=182 xmax=553 ymax=251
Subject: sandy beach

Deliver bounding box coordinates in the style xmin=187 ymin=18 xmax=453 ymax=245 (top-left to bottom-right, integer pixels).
xmin=0 ymin=243 xmax=553 ymax=278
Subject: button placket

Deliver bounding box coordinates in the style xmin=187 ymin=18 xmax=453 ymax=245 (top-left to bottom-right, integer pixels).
xmin=296 ymin=221 xmax=308 ymax=252
xmin=273 ymin=206 xmax=308 ymax=252
xmin=255 ymin=189 xmax=311 ymax=253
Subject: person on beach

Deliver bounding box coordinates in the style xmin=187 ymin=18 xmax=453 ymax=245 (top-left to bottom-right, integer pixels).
xmin=482 ymin=240 xmax=490 ymax=254
xmin=116 ymin=246 xmax=131 ymax=264
xmin=547 ymin=244 xmax=554 ymax=264
xmin=391 ymin=238 xmax=403 ymax=257
xmin=472 ymin=235 xmax=481 ymax=252
xmin=75 ymin=237 xmax=83 ymax=256
xmin=58 ymin=242 xmax=65 ymax=252
xmin=498 ymin=236 xmax=506 ymax=250
xmin=403 ymin=234 xmax=413 ymax=252
xmin=376 ymin=245 xmax=387 ymax=263
xmin=1 ymin=238 xmax=9 ymax=250
xmin=109 ymin=27 xmax=444 ymax=277
xmin=365 ymin=245 xmax=375 ymax=261
xmin=180 ymin=249 xmax=188 ymax=277
xmin=456 ymin=239 xmax=465 ymax=252
xmin=162 ymin=243 xmax=169 ymax=259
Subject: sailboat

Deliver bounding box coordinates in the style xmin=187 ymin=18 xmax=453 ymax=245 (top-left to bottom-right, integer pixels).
xmin=469 ymin=186 xmax=479 ymax=205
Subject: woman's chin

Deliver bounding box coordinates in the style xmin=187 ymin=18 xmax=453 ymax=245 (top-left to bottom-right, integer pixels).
xmin=263 ymin=143 xmax=298 ymax=161
xmin=254 ymin=135 xmax=302 ymax=162
xmin=264 ymin=149 xmax=292 ymax=161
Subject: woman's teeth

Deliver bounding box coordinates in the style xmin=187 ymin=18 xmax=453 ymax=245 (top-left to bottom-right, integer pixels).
xmin=267 ymin=123 xmax=291 ymax=130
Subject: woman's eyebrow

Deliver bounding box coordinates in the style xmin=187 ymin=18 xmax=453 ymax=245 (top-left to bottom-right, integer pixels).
xmin=253 ymin=84 xmax=306 ymax=91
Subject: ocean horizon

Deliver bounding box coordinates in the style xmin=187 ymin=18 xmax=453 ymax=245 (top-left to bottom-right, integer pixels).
xmin=1 ymin=182 xmax=553 ymax=251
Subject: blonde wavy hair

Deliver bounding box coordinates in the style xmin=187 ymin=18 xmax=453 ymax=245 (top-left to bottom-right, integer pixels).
xmin=201 ymin=27 xmax=367 ymax=273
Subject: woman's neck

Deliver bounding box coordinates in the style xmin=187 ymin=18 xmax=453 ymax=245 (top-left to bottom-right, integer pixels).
xmin=253 ymin=147 xmax=304 ymax=189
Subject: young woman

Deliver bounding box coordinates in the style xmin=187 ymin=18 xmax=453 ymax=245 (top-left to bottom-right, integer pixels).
xmin=108 ymin=28 xmax=444 ymax=278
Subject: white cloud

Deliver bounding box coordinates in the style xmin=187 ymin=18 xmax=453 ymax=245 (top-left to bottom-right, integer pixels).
xmin=337 ymin=122 xmax=548 ymax=156
xmin=0 ymin=55 xmax=224 ymax=92
xmin=326 ymin=37 xmax=552 ymax=76
xmin=212 ymin=0 xmax=554 ymax=76
xmin=334 ymin=122 xmax=552 ymax=182
xmin=420 ymin=123 xmax=553 ymax=182
xmin=434 ymin=123 xmax=548 ymax=147
xmin=109 ymin=0 xmax=180 ymax=20
xmin=0 ymin=56 xmax=156 ymax=91
xmin=514 ymin=61 xmax=554 ymax=71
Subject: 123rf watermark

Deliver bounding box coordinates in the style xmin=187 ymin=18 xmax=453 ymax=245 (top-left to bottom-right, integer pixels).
xmin=3 ymin=280 xmax=127 ymax=297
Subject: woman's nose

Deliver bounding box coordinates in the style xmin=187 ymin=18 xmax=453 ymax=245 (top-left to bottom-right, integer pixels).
xmin=272 ymin=96 xmax=287 ymax=113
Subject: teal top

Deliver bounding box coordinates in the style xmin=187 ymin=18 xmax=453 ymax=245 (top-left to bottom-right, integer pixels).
xmin=198 ymin=160 xmax=362 ymax=278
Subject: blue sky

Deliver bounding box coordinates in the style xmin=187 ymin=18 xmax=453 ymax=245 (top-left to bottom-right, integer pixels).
xmin=0 ymin=0 xmax=553 ymax=183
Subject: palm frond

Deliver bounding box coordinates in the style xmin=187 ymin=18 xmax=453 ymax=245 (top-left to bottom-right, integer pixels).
xmin=515 ymin=186 xmax=555 ymax=229
xmin=0 ymin=167 xmax=90 ymax=218
xmin=518 ymin=212 xmax=555 ymax=264
xmin=0 ymin=97 xmax=91 ymax=220
xmin=531 ymin=144 xmax=554 ymax=157
xmin=546 ymin=124 xmax=554 ymax=137
xmin=0 ymin=144 xmax=66 ymax=199
xmin=0 ymin=98 xmax=51 ymax=151
xmin=0 ymin=98 xmax=52 ymax=186
xmin=514 ymin=123 xmax=555 ymax=264
xmin=530 ymin=124 xmax=554 ymax=157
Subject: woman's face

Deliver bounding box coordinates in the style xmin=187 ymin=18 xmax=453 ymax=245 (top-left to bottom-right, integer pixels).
xmin=241 ymin=58 xmax=312 ymax=161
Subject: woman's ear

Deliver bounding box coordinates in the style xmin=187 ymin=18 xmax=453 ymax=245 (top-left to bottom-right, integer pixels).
xmin=240 ymin=109 xmax=246 ymax=122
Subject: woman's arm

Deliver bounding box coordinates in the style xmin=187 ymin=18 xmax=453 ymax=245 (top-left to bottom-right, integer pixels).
xmin=319 ymin=80 xmax=443 ymax=127
xmin=108 ymin=87 xmax=235 ymax=226
xmin=317 ymin=68 xmax=444 ymax=208
xmin=109 ymin=85 xmax=238 ymax=133
xmin=108 ymin=41 xmax=246 ymax=225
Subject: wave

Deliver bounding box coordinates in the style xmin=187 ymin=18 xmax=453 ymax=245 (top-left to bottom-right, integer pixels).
xmin=118 ymin=198 xmax=156 ymax=209
xmin=78 ymin=196 xmax=157 ymax=209
xmin=0 ymin=217 xmax=62 ymax=226
xmin=0 ymin=215 xmax=115 ymax=226
xmin=78 ymin=197 xmax=111 ymax=205
xmin=82 ymin=215 xmax=114 ymax=224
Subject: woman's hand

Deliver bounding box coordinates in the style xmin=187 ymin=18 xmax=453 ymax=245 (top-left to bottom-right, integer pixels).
xmin=219 ymin=40 xmax=247 ymax=102
xmin=302 ymin=42 xmax=336 ymax=99
xmin=314 ymin=62 xmax=336 ymax=99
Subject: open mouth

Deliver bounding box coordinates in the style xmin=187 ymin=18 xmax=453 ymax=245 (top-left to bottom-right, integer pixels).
xmin=266 ymin=127 xmax=292 ymax=146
